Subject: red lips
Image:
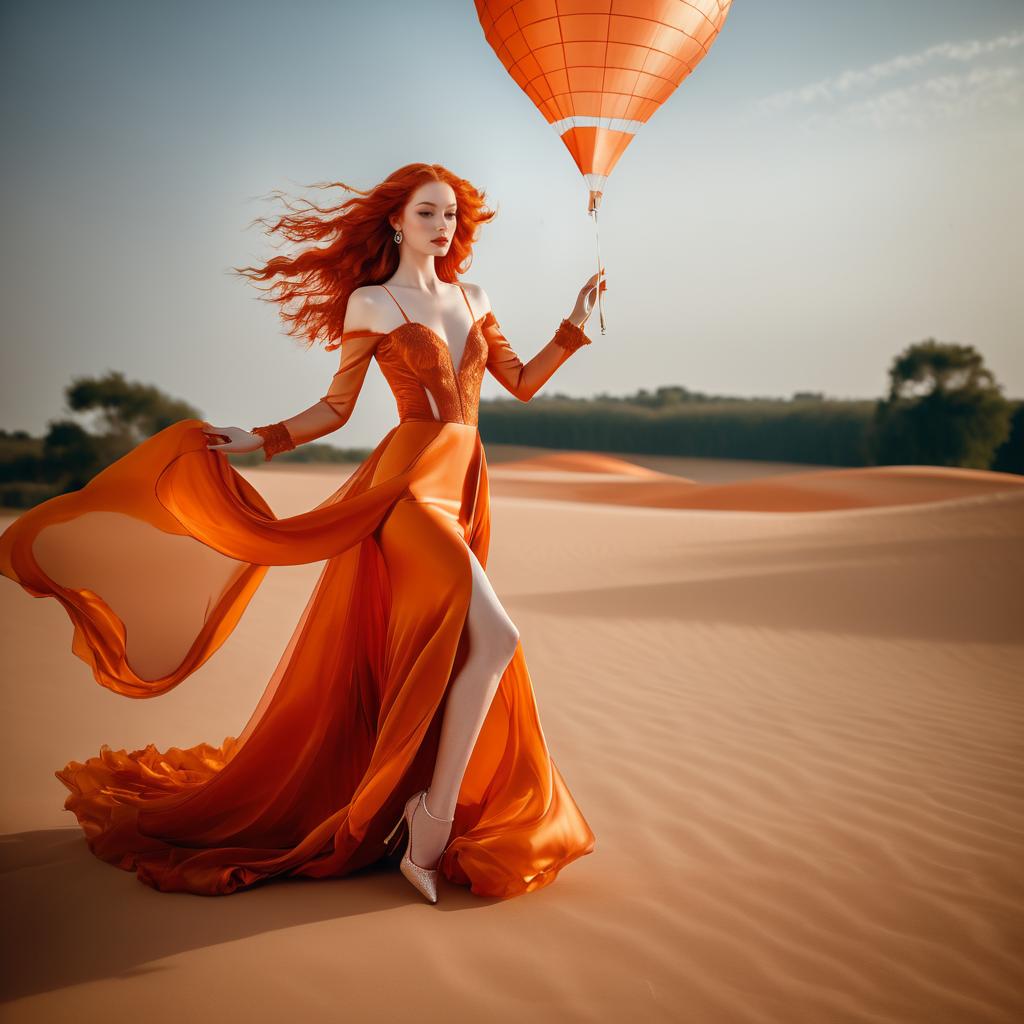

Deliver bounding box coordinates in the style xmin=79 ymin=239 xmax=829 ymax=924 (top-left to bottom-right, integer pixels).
xmin=432 ymin=237 xmax=448 ymax=245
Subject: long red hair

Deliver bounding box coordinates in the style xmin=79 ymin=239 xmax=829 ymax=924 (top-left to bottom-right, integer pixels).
xmin=230 ymin=163 xmax=498 ymax=352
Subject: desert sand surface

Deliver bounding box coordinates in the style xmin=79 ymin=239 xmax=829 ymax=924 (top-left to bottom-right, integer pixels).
xmin=1 ymin=447 xmax=1022 ymax=1023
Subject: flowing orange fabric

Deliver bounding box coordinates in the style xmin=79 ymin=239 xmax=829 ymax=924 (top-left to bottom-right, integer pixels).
xmin=0 ymin=286 xmax=596 ymax=898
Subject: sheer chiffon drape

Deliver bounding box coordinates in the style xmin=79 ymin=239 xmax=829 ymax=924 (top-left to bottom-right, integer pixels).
xmin=0 ymin=302 xmax=596 ymax=898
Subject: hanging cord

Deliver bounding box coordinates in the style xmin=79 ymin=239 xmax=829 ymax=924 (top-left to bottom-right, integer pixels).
xmin=588 ymin=194 xmax=607 ymax=334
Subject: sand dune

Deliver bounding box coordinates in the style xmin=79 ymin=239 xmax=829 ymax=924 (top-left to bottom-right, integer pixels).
xmin=496 ymin=449 xmax=668 ymax=477
xmin=1 ymin=453 xmax=1022 ymax=1023
xmin=489 ymin=454 xmax=1024 ymax=511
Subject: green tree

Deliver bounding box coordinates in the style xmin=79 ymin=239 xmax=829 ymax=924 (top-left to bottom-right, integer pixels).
xmin=40 ymin=420 xmax=108 ymax=491
xmin=991 ymin=401 xmax=1024 ymax=474
xmin=1 ymin=373 xmax=205 ymax=509
xmin=867 ymin=339 xmax=1012 ymax=469
xmin=66 ymin=370 xmax=202 ymax=444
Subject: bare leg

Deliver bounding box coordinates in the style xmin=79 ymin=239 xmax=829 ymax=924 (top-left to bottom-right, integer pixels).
xmin=408 ymin=545 xmax=520 ymax=870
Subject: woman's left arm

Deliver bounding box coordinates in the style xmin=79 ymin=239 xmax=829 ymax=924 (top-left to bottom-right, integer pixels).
xmin=478 ymin=270 xmax=606 ymax=402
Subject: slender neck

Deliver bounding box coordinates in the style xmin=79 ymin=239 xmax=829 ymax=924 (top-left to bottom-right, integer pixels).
xmin=387 ymin=248 xmax=446 ymax=294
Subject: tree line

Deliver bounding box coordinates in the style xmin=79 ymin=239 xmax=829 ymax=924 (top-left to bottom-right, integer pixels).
xmin=1 ymin=338 xmax=1020 ymax=511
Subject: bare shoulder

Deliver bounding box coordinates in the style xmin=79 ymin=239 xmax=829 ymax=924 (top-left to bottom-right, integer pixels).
xmin=344 ymin=286 xmax=388 ymax=335
xmin=461 ymin=281 xmax=492 ymax=318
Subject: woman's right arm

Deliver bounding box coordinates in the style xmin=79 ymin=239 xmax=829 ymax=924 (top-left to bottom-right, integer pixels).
xmin=203 ymin=291 xmax=381 ymax=459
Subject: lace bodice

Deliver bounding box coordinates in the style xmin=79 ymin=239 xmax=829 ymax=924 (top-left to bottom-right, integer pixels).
xmin=279 ymin=286 xmax=592 ymax=446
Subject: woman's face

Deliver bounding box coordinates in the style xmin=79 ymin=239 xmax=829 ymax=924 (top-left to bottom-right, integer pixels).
xmin=392 ymin=181 xmax=458 ymax=257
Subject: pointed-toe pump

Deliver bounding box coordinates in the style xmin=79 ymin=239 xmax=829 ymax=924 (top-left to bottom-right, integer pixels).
xmin=383 ymin=789 xmax=454 ymax=904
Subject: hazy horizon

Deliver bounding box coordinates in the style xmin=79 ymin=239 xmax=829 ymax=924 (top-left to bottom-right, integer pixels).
xmin=2 ymin=0 xmax=1021 ymax=448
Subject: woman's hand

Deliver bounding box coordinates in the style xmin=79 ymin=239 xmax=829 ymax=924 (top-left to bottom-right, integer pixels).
xmin=568 ymin=266 xmax=607 ymax=328
xmin=200 ymin=423 xmax=265 ymax=455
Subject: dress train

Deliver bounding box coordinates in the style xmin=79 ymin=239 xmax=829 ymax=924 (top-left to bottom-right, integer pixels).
xmin=0 ymin=417 xmax=595 ymax=898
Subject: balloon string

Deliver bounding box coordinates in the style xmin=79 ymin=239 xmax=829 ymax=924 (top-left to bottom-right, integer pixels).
xmin=590 ymin=203 xmax=607 ymax=334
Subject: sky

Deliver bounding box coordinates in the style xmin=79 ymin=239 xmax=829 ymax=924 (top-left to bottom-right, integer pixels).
xmin=2 ymin=0 xmax=1022 ymax=448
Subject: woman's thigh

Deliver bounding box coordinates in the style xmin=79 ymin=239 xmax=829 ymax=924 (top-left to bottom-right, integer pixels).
xmin=377 ymin=497 xmax=471 ymax=607
xmin=464 ymin=543 xmax=519 ymax=664
xmin=377 ymin=498 xmax=517 ymax=664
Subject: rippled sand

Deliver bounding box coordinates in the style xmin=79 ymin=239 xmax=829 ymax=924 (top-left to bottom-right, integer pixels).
xmin=2 ymin=451 xmax=1021 ymax=1022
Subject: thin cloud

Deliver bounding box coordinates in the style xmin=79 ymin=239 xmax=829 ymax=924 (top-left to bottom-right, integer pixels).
xmin=757 ymin=30 xmax=1023 ymax=111
xmin=754 ymin=29 xmax=1024 ymax=128
xmin=811 ymin=63 xmax=1023 ymax=131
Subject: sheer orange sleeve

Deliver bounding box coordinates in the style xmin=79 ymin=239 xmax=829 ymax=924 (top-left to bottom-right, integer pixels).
xmin=277 ymin=330 xmax=381 ymax=447
xmin=482 ymin=312 xmax=592 ymax=402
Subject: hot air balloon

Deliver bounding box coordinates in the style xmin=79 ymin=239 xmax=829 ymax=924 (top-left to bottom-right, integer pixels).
xmin=473 ymin=0 xmax=734 ymax=331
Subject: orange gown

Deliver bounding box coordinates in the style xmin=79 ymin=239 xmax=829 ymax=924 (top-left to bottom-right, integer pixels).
xmin=0 ymin=283 xmax=596 ymax=899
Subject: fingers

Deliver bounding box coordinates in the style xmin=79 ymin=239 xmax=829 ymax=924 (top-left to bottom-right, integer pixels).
xmin=203 ymin=427 xmax=233 ymax=447
xmin=200 ymin=423 xmax=232 ymax=444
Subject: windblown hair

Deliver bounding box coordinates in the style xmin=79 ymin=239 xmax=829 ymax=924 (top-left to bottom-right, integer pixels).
xmin=231 ymin=163 xmax=498 ymax=352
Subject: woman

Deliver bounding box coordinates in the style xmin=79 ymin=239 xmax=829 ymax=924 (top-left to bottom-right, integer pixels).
xmin=0 ymin=163 xmax=605 ymax=904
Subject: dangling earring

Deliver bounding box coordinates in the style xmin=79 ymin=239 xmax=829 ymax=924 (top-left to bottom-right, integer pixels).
xmin=394 ymin=229 xmax=403 ymax=244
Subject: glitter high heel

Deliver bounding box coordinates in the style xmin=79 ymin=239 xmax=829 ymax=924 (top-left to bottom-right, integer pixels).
xmin=383 ymin=789 xmax=454 ymax=904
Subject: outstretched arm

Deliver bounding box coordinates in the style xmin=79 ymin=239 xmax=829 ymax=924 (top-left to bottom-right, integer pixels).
xmin=246 ymin=291 xmax=381 ymax=459
xmin=273 ymin=329 xmax=379 ymax=446
xmin=471 ymin=274 xmax=602 ymax=402
xmin=482 ymin=313 xmax=592 ymax=402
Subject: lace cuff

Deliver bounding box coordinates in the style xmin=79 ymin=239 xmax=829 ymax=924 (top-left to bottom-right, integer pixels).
xmin=553 ymin=318 xmax=592 ymax=353
xmin=250 ymin=422 xmax=296 ymax=462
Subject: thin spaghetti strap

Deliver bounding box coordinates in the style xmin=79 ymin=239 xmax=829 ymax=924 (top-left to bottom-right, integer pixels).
xmin=379 ymin=285 xmax=411 ymax=324
xmin=457 ymin=283 xmax=476 ymax=319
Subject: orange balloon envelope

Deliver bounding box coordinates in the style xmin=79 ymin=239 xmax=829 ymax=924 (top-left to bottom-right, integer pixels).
xmin=474 ymin=0 xmax=734 ymax=212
